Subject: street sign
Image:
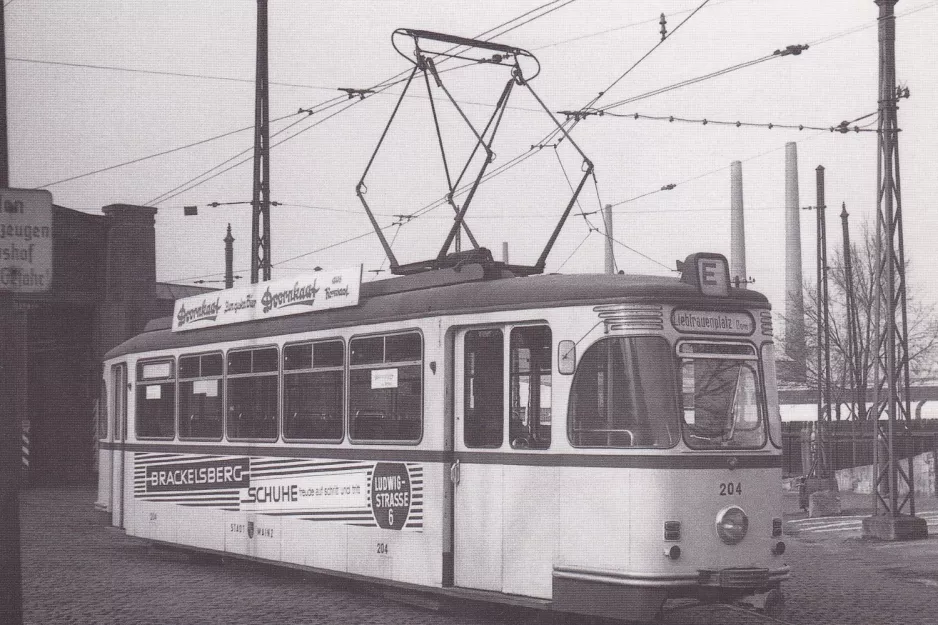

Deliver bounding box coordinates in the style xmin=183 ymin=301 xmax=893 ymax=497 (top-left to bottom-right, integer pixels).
xmin=0 ymin=188 xmax=53 ymax=292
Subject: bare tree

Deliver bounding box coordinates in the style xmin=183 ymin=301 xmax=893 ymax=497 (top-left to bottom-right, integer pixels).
xmin=780 ymin=223 xmax=938 ymax=419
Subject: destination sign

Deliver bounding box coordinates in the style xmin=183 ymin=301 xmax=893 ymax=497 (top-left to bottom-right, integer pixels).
xmin=172 ymin=265 xmax=362 ymax=332
xmin=671 ymin=309 xmax=754 ymax=335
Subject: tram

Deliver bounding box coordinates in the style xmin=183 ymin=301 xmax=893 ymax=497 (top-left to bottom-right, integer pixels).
xmin=95 ymin=250 xmax=788 ymax=621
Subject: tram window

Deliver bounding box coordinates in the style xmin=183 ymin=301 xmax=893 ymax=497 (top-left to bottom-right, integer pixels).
xmin=567 ymin=337 xmax=679 ymax=448
xmin=680 ymin=350 xmax=765 ymax=450
xmin=761 ymin=344 xmax=783 ymax=449
xmin=349 ymin=332 xmax=422 ymax=443
xmin=136 ymin=359 xmax=176 ymax=439
xmin=283 ymin=340 xmax=345 ymax=441
xmin=226 ymin=347 xmax=279 ymax=441
xmin=509 ymin=326 xmax=551 ymax=450
xmin=179 ymin=353 xmax=223 ymax=440
xmin=464 ymin=329 xmax=504 ymax=448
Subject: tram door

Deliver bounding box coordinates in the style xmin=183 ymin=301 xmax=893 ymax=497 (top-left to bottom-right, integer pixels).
xmin=110 ymin=364 xmax=127 ymax=528
xmin=452 ymin=328 xmax=505 ymax=591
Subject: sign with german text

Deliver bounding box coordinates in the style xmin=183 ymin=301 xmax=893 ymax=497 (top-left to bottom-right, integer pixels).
xmin=671 ymin=309 xmax=754 ymax=335
xmin=172 ymin=265 xmax=362 ymax=332
xmin=0 ymin=188 xmax=53 ymax=292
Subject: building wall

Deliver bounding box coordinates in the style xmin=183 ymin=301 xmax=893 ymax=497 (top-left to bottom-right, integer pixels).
xmin=11 ymin=203 xmax=210 ymax=486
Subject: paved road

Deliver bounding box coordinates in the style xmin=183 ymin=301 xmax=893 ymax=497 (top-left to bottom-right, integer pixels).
xmin=18 ymin=487 xmax=938 ymax=624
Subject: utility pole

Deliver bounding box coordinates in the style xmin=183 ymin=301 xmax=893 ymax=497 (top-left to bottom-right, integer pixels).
xmin=862 ymin=0 xmax=926 ymax=540
xmin=809 ymin=166 xmax=832 ymax=479
xmin=603 ymin=204 xmax=614 ymax=274
xmin=841 ymin=204 xmax=864 ymax=420
xmin=251 ymin=0 xmax=271 ymax=283
xmin=0 ymin=0 xmax=24 ymax=622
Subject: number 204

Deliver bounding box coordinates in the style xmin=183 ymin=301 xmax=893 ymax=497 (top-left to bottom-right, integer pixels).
xmin=719 ymin=482 xmax=742 ymax=496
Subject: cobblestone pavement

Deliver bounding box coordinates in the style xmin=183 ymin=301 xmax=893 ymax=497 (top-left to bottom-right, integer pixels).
xmin=18 ymin=487 xmax=938 ymax=624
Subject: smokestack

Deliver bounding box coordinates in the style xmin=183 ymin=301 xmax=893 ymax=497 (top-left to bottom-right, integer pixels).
xmin=730 ymin=161 xmax=746 ymax=288
xmin=785 ymin=142 xmax=807 ymax=377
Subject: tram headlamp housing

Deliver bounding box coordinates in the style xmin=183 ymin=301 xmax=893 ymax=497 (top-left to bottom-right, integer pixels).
xmin=716 ymin=506 xmax=749 ymax=545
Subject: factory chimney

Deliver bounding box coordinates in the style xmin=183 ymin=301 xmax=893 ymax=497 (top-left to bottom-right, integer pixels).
xmin=730 ymin=161 xmax=746 ymax=288
xmin=785 ymin=142 xmax=807 ymax=379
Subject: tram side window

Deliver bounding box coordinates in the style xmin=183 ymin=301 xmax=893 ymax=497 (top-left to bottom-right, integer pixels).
xmin=179 ymin=353 xmax=223 ymax=440
xmin=283 ymin=340 xmax=344 ymax=441
xmin=226 ymin=347 xmax=279 ymax=440
xmin=464 ymin=329 xmax=504 ymax=448
xmin=509 ymin=326 xmax=551 ymax=450
xmin=568 ymin=337 xmax=679 ymax=448
xmin=136 ymin=360 xmax=176 ymax=439
xmin=349 ymin=332 xmax=422 ymax=442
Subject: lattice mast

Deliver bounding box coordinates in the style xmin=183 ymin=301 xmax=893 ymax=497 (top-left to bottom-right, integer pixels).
xmin=251 ymin=0 xmax=272 ymax=283
xmin=865 ymin=0 xmax=924 ymax=537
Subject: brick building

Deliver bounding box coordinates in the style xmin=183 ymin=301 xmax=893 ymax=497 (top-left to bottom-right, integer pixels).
xmin=11 ymin=203 xmax=210 ymax=485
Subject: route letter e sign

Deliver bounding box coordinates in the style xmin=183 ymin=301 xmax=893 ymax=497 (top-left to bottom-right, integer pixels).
xmin=0 ymin=188 xmax=53 ymax=293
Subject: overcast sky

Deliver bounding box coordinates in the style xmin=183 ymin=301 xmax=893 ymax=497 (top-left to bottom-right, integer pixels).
xmin=8 ymin=0 xmax=938 ymax=324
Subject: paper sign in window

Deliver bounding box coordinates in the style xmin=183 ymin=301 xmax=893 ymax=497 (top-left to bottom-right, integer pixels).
xmin=142 ymin=362 xmax=171 ymax=379
xmin=193 ymin=380 xmax=218 ymax=397
xmin=146 ymin=385 xmax=162 ymax=400
xmin=371 ymin=368 xmax=398 ymax=389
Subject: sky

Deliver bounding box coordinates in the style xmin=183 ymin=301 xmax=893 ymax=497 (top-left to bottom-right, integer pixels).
xmin=8 ymin=0 xmax=938 ymax=330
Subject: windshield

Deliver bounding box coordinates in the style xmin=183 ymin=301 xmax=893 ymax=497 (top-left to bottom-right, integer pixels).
xmin=568 ymin=336 xmax=679 ymax=448
xmin=680 ymin=346 xmax=766 ymax=449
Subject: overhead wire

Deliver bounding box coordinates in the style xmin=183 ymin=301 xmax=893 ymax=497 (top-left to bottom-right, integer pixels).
xmin=556 ymin=230 xmax=593 ymax=272
xmin=532 ymin=0 xmax=738 ymax=51
xmin=159 ymin=0 xmax=575 ymax=282
xmin=146 ymin=1 xmax=572 ymax=207
xmin=162 ymin=0 xmax=925 ymax=283
xmin=596 ymin=109 xmax=879 ymax=134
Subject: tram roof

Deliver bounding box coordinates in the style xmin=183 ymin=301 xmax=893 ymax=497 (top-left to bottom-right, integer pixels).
xmin=104 ymin=267 xmax=769 ymax=361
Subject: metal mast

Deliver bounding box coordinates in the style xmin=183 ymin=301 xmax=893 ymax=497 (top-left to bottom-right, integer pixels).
xmin=840 ymin=204 xmax=864 ymax=420
xmin=862 ymin=0 xmax=926 ymax=540
xmin=806 ymin=166 xmax=832 ymax=479
xmin=251 ymin=0 xmax=271 ymax=283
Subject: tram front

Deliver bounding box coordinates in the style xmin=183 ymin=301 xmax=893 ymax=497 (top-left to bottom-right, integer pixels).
xmin=552 ymin=253 xmax=787 ymax=621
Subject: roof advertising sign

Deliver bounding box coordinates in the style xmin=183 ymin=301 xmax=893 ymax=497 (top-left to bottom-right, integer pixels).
xmin=0 ymin=188 xmax=53 ymax=293
xmin=172 ymin=265 xmax=362 ymax=332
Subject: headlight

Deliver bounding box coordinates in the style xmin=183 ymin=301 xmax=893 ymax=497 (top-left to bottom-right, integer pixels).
xmin=716 ymin=506 xmax=749 ymax=545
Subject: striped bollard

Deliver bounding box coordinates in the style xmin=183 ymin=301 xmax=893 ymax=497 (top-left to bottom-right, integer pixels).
xmin=21 ymin=422 xmax=30 ymax=486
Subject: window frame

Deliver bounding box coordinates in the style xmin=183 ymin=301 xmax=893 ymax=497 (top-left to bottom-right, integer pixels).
xmin=760 ymin=342 xmax=784 ymax=449
xmin=348 ymin=329 xmax=424 ymax=445
xmin=462 ymin=327 xmax=505 ymax=449
xmin=282 ymin=337 xmax=346 ymax=444
xmin=566 ymin=334 xmax=680 ymax=449
xmin=135 ymin=357 xmax=177 ymax=440
xmin=225 ymin=344 xmax=280 ymax=443
xmin=677 ymin=340 xmax=768 ymax=450
xmin=177 ymin=351 xmax=225 ymax=442
xmin=507 ymin=324 xmax=553 ymax=451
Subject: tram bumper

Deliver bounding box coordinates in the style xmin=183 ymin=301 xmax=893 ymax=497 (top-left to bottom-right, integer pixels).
xmin=552 ymin=565 xmax=789 ymax=621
